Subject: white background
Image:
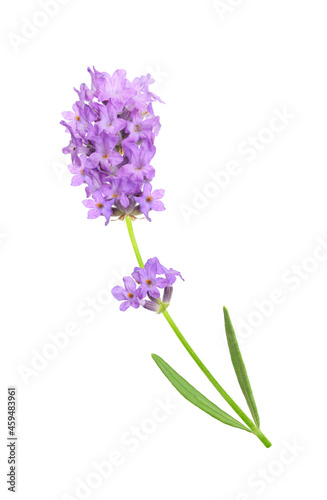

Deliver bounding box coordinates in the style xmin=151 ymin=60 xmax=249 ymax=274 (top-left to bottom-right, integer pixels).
xmin=1 ymin=1 xmax=326 ymax=499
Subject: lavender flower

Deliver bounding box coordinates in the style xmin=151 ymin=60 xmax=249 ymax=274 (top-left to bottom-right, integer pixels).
xmin=132 ymin=263 xmax=167 ymax=299
xmin=61 ymin=69 xmax=272 ymax=447
xmin=117 ymin=142 xmax=156 ymax=183
xmin=112 ymin=257 xmax=183 ymax=312
xmin=89 ymin=133 xmax=121 ymax=173
xmin=61 ymin=68 xmax=165 ymax=224
xmin=82 ymin=192 xmax=114 ymax=225
xmin=138 ymin=183 xmax=165 ymax=221
xmin=111 ymin=277 xmax=144 ymax=311
xmin=68 ymin=154 xmax=92 ymax=186
xmin=102 ymin=177 xmax=139 ymax=209
xmin=96 ymin=103 xmax=126 ymax=135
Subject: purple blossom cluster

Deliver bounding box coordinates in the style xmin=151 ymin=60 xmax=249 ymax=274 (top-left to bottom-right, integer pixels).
xmin=61 ymin=68 xmax=165 ymax=224
xmin=112 ymin=257 xmax=184 ymax=312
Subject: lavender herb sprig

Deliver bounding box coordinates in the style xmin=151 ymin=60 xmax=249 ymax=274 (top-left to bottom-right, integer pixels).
xmin=61 ymin=68 xmax=271 ymax=448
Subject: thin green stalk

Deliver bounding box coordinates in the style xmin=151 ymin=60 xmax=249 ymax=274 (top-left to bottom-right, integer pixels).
xmin=125 ymin=216 xmax=271 ymax=448
xmin=126 ymin=216 xmax=144 ymax=268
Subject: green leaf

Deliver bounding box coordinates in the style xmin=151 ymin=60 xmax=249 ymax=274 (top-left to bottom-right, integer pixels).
xmin=223 ymin=306 xmax=260 ymax=428
xmin=152 ymin=353 xmax=250 ymax=432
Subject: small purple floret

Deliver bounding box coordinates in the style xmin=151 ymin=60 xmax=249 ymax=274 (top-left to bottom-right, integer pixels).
xmin=111 ymin=276 xmax=145 ymax=311
xmin=111 ymin=257 xmax=183 ymax=312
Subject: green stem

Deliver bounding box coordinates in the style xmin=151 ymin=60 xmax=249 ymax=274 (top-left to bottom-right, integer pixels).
xmin=126 ymin=216 xmax=144 ymax=268
xmin=125 ymin=217 xmax=271 ymax=448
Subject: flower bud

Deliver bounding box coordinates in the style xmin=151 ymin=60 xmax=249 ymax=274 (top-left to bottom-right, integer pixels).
xmin=162 ymin=286 xmax=173 ymax=304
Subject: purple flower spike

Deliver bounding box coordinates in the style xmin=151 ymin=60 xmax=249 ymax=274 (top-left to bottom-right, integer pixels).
xmin=111 ymin=276 xmax=144 ymax=311
xmin=61 ymin=68 xmax=164 ymax=224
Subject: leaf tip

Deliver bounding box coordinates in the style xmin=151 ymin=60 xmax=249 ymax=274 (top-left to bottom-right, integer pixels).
xmin=151 ymin=353 xmax=162 ymax=364
xmin=223 ymin=306 xmax=230 ymax=323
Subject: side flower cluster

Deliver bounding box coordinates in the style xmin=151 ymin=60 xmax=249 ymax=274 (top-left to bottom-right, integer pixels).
xmin=61 ymin=68 xmax=165 ymax=224
xmin=112 ymin=257 xmax=184 ymax=312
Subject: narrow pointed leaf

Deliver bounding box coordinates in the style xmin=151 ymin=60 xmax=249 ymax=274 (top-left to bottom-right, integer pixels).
xmin=223 ymin=306 xmax=260 ymax=427
xmin=152 ymin=353 xmax=250 ymax=432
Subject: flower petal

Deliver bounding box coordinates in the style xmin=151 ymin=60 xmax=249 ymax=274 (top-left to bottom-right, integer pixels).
xmin=112 ymin=286 xmax=127 ymax=301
